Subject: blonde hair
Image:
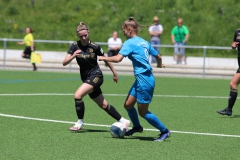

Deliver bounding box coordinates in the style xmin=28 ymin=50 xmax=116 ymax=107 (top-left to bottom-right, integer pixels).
xmin=76 ymin=22 xmax=88 ymax=32
xmin=122 ymin=17 xmax=152 ymax=34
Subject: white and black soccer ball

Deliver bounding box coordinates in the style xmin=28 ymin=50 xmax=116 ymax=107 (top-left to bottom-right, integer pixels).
xmin=110 ymin=122 xmax=126 ymax=138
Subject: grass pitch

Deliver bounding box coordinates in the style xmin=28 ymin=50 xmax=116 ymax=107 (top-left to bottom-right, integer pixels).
xmin=0 ymin=70 xmax=240 ymax=160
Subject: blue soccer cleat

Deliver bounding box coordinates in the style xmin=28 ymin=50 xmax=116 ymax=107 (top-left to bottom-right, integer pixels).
xmin=154 ymin=129 xmax=171 ymax=142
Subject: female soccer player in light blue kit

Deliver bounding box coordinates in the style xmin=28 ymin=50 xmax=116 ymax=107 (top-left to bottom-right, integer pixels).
xmin=99 ymin=17 xmax=171 ymax=141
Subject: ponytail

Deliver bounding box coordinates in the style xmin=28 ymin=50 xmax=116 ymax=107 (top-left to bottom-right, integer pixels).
xmin=123 ymin=17 xmax=153 ymax=33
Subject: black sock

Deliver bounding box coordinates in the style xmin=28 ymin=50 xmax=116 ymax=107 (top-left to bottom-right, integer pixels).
xmin=75 ymin=98 xmax=85 ymax=119
xmin=104 ymin=104 xmax=122 ymax=121
xmin=32 ymin=63 xmax=37 ymax=69
xmin=227 ymin=89 xmax=238 ymax=111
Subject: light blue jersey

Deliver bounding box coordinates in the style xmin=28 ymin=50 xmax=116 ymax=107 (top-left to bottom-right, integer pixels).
xmin=120 ymin=36 xmax=158 ymax=104
xmin=119 ymin=36 xmax=158 ymax=75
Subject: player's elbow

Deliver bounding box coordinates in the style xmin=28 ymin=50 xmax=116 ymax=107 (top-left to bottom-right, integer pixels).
xmin=115 ymin=57 xmax=123 ymax=63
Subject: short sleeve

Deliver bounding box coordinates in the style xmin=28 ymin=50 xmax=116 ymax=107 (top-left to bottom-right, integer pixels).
xmin=149 ymin=43 xmax=158 ymax=56
xmin=233 ymin=30 xmax=238 ymax=41
xmin=171 ymin=26 xmax=176 ymax=34
xmin=67 ymin=43 xmax=77 ymax=55
xmin=183 ymin=26 xmax=189 ymax=34
xmin=96 ymin=46 xmax=105 ymax=56
xmin=119 ymin=41 xmax=132 ymax=57
xmin=29 ymin=34 xmax=34 ymax=42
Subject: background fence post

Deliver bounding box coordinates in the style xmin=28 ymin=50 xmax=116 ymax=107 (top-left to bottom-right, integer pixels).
xmin=3 ymin=38 xmax=7 ymax=69
xmin=202 ymin=46 xmax=207 ymax=78
xmin=68 ymin=42 xmax=72 ymax=72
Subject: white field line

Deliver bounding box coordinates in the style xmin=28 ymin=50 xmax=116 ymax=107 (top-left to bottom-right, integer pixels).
xmin=0 ymin=113 xmax=240 ymax=138
xmin=0 ymin=93 xmax=229 ymax=99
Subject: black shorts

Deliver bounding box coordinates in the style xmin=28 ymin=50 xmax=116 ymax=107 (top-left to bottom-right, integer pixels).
xmin=23 ymin=46 xmax=35 ymax=59
xmin=107 ymin=49 xmax=119 ymax=57
xmin=83 ymin=75 xmax=103 ymax=99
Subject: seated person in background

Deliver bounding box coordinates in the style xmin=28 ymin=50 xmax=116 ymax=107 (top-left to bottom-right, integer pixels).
xmin=107 ymin=31 xmax=122 ymax=57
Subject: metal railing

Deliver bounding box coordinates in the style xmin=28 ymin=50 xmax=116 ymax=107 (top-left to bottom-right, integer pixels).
xmin=0 ymin=38 xmax=232 ymax=77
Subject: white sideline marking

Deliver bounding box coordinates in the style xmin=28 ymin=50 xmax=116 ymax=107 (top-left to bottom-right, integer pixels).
xmin=1 ymin=113 xmax=240 ymax=138
xmin=0 ymin=93 xmax=229 ymax=99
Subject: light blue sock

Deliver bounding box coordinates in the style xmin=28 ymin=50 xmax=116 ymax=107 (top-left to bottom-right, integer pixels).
xmin=144 ymin=111 xmax=166 ymax=132
xmin=126 ymin=107 xmax=140 ymax=127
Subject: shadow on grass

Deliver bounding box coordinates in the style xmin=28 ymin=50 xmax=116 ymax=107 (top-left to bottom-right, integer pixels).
xmin=218 ymin=115 xmax=240 ymax=118
xmin=123 ymin=136 xmax=172 ymax=142
xmin=70 ymin=128 xmax=109 ymax=134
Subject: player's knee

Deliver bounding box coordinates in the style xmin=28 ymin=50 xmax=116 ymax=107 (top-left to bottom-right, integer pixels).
xmin=124 ymin=103 xmax=131 ymax=110
xmin=100 ymin=101 xmax=108 ymax=109
xmin=230 ymin=82 xmax=237 ymax=89
xmin=74 ymin=95 xmax=82 ymax=99
xmin=138 ymin=111 xmax=146 ymax=118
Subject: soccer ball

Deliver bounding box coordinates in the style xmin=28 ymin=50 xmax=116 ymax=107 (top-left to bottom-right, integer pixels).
xmin=110 ymin=122 xmax=126 ymax=138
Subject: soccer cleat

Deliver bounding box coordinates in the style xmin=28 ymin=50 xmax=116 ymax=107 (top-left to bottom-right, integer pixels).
xmin=217 ymin=108 xmax=232 ymax=116
xmin=70 ymin=122 xmax=84 ymax=131
xmin=125 ymin=125 xmax=143 ymax=136
xmin=154 ymin=129 xmax=171 ymax=142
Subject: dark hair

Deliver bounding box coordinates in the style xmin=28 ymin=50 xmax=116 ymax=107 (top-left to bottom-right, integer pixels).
xmin=122 ymin=17 xmax=153 ymax=34
xmin=27 ymin=27 xmax=34 ymax=33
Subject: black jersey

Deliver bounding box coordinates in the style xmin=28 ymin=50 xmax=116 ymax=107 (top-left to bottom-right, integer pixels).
xmin=233 ymin=29 xmax=240 ymax=67
xmin=67 ymin=40 xmax=104 ymax=80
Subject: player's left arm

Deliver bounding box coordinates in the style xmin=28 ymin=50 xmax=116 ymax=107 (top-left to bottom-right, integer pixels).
xmin=30 ymin=41 xmax=34 ymax=52
xmin=100 ymin=54 xmax=119 ymax=83
xmin=156 ymin=54 xmax=165 ymax=68
xmin=183 ymin=26 xmax=189 ymax=43
xmin=98 ymin=46 xmax=120 ymax=83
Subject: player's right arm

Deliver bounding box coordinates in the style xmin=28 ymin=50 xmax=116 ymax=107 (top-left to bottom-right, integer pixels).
xmin=62 ymin=50 xmax=81 ymax=66
xmin=232 ymin=42 xmax=239 ymax=50
xmin=232 ymin=30 xmax=240 ymax=50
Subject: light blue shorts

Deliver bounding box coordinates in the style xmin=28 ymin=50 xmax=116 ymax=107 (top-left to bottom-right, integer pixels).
xmin=128 ymin=72 xmax=155 ymax=104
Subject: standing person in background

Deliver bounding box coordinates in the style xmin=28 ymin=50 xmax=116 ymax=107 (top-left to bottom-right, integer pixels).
xmin=171 ymin=18 xmax=189 ymax=65
xmin=148 ymin=16 xmax=163 ymax=63
xmin=217 ymin=28 xmax=240 ymax=116
xmin=107 ymin=31 xmax=122 ymax=57
xmin=17 ymin=27 xmax=37 ymax=71
xmin=62 ymin=22 xmax=130 ymax=132
xmin=99 ymin=17 xmax=171 ymax=142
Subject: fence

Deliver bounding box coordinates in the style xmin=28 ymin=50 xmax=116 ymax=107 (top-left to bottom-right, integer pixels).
xmin=0 ymin=38 xmax=233 ymax=77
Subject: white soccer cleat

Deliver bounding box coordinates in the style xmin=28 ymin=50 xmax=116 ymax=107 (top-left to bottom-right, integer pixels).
xmin=70 ymin=122 xmax=84 ymax=131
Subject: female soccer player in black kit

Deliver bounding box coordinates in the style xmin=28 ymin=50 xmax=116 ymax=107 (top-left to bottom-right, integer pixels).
xmin=217 ymin=29 xmax=240 ymax=116
xmin=62 ymin=22 xmax=130 ymax=131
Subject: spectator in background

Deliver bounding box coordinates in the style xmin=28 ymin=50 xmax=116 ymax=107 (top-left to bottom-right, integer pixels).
xmin=148 ymin=16 xmax=163 ymax=63
xmin=107 ymin=31 xmax=122 ymax=57
xmin=17 ymin=27 xmax=37 ymax=71
xmin=171 ymin=18 xmax=189 ymax=65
